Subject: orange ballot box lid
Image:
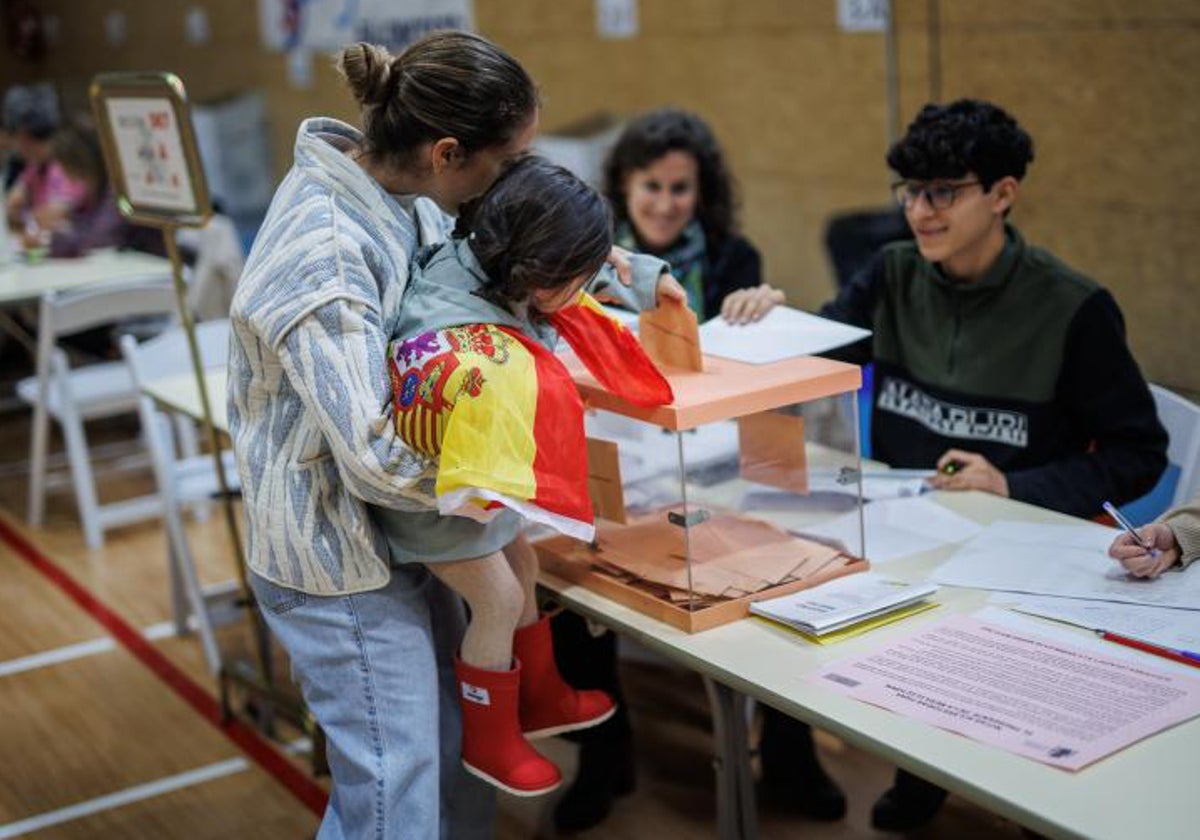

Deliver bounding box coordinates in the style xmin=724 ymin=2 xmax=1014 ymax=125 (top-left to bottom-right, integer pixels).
xmin=558 ymin=351 xmax=862 ymax=431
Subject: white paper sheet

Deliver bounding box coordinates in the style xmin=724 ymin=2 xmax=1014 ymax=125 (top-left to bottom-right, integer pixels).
xmin=585 ymin=416 xmax=740 ymax=486
xmin=930 ymin=521 xmax=1200 ymax=610
xmin=800 ymin=497 xmax=983 ymax=563
xmin=977 ymin=605 xmax=1200 ymax=677
xmin=805 ymin=468 xmax=931 ymax=501
xmin=696 ymin=307 xmax=871 ymax=365
xmin=992 ymin=594 xmax=1200 ymax=654
xmin=812 ymin=611 xmax=1200 ymax=770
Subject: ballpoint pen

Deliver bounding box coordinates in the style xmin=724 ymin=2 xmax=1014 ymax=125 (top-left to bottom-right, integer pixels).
xmin=1097 ymin=630 xmax=1200 ymax=669
xmin=1101 ymin=500 xmax=1160 ymax=557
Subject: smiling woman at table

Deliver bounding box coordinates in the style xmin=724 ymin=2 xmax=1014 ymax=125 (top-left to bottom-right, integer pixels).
xmin=1109 ymin=493 xmax=1200 ymax=579
xmin=604 ymin=108 xmax=784 ymax=325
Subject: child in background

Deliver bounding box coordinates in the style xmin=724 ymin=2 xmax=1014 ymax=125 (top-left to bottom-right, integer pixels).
xmin=4 ymin=89 xmax=85 ymax=237
xmin=374 ymin=156 xmax=678 ymax=796
xmin=40 ymin=125 xmax=127 ymax=257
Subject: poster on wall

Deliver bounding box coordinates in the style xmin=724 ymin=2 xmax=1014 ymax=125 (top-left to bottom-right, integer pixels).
xmin=258 ymin=0 xmax=475 ymax=52
xmin=89 ymin=73 xmax=211 ymax=228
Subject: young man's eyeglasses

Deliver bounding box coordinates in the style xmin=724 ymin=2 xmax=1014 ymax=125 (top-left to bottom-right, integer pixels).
xmin=892 ymin=179 xmax=982 ymax=210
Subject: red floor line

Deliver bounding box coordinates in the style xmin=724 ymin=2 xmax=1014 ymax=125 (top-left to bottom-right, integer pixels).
xmin=0 ymin=515 xmax=328 ymax=818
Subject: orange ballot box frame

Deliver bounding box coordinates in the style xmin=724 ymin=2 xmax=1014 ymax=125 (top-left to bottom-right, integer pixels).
xmin=538 ymin=350 xmax=868 ymax=633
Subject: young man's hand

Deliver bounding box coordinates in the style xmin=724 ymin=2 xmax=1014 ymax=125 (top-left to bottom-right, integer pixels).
xmin=655 ymin=272 xmax=688 ymax=307
xmin=1107 ymin=524 xmax=1181 ymax=579
xmin=926 ymin=448 xmax=1009 ymax=497
xmin=720 ymin=284 xmax=785 ymax=325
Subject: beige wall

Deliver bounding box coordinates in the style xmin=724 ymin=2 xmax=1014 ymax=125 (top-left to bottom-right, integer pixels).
xmin=8 ymin=0 xmax=1199 ymax=391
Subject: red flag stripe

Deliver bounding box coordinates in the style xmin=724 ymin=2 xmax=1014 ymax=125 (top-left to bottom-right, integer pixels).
xmin=497 ymin=327 xmax=593 ymax=525
xmin=549 ymin=303 xmax=674 ymax=407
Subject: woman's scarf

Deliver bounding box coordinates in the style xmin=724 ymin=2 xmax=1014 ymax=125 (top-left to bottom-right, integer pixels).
xmin=616 ymin=219 xmax=710 ymax=318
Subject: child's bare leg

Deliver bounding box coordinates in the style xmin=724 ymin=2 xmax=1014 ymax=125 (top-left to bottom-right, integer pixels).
xmin=503 ymin=533 xmax=540 ymax=630
xmin=428 ymin=551 xmax=522 ymax=670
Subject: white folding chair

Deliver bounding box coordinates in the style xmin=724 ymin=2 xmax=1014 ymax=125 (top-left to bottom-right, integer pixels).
xmin=1150 ymin=384 xmax=1200 ymax=507
xmin=18 ymin=280 xmax=178 ymax=549
xmin=120 ymin=319 xmax=239 ymax=675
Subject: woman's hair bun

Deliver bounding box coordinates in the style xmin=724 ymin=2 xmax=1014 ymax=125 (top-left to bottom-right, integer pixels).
xmin=337 ymin=42 xmax=395 ymax=106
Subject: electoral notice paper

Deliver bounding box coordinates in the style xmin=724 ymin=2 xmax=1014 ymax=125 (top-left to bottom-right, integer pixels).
xmin=812 ymin=614 xmax=1200 ymax=770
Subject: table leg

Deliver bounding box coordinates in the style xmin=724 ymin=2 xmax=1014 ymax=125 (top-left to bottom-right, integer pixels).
xmin=704 ymin=676 xmax=759 ymax=840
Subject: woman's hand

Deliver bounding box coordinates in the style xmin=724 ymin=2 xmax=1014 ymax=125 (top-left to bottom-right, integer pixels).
xmin=655 ymin=272 xmax=688 ymax=307
xmin=925 ymin=449 xmax=1009 ymax=497
xmin=1108 ymin=523 xmax=1181 ymax=579
xmin=720 ymin=284 xmax=785 ymax=325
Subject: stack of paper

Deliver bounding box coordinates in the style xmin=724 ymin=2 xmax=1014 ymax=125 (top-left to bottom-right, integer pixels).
xmin=804 ymin=468 xmax=931 ymax=501
xmin=751 ymin=572 xmax=938 ymax=638
xmin=696 ymin=307 xmax=871 ymax=365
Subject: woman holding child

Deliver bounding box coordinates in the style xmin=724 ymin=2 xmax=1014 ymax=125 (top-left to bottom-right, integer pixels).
xmin=229 ymin=31 xmax=682 ymax=838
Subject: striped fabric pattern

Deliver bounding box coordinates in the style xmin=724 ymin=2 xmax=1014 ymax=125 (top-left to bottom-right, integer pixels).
xmin=227 ymin=118 xmax=450 ymax=595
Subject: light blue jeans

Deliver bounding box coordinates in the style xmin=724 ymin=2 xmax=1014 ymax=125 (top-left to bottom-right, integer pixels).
xmin=250 ymin=566 xmax=494 ymax=839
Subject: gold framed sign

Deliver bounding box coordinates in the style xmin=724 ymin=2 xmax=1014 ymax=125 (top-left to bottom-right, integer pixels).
xmin=88 ymin=72 xmax=212 ymax=229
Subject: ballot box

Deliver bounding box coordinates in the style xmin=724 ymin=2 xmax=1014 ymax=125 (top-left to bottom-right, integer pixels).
xmin=535 ymin=311 xmax=870 ymax=633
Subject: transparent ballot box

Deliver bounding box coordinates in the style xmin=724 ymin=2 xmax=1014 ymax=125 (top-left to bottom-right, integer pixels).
xmin=535 ymin=350 xmax=869 ymax=633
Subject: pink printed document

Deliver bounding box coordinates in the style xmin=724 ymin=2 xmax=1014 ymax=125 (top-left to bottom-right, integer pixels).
xmin=812 ymin=614 xmax=1200 ymax=770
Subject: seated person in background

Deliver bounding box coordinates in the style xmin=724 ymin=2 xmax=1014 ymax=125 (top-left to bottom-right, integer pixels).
xmin=1 ymin=87 xmax=29 ymax=191
xmin=3 ymin=91 xmax=85 ymax=236
xmin=549 ymin=108 xmax=848 ymax=833
xmin=38 ymin=124 xmax=125 ymax=257
xmin=1109 ymin=493 xmax=1200 ymax=578
xmin=820 ymin=98 xmax=1168 ymax=831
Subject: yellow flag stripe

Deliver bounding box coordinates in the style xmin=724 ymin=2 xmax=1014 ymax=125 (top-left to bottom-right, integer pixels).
xmin=437 ymin=328 xmax=540 ymax=502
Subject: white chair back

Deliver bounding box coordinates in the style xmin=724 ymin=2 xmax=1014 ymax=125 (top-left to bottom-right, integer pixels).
xmin=122 ymin=318 xmax=230 ymax=387
xmin=21 ymin=278 xmax=180 ymax=548
xmin=119 ymin=319 xmax=235 ymax=675
xmin=38 ymin=280 xmax=179 ymax=339
xmin=1151 ymin=384 xmax=1200 ymax=507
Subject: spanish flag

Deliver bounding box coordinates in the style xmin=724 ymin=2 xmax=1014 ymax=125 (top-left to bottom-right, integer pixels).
xmin=388 ymin=293 xmax=673 ymax=541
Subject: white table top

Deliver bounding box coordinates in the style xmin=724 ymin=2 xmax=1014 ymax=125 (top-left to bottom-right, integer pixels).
xmin=144 ymin=367 xmax=1194 ymax=838
xmin=543 ymin=491 xmax=1197 ymax=840
xmin=0 ymin=248 xmax=173 ymax=305
xmin=141 ymin=368 xmax=228 ymax=433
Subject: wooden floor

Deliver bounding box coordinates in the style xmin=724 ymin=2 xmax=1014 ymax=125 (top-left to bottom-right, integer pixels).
xmin=0 ymin=404 xmax=1029 ymax=839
